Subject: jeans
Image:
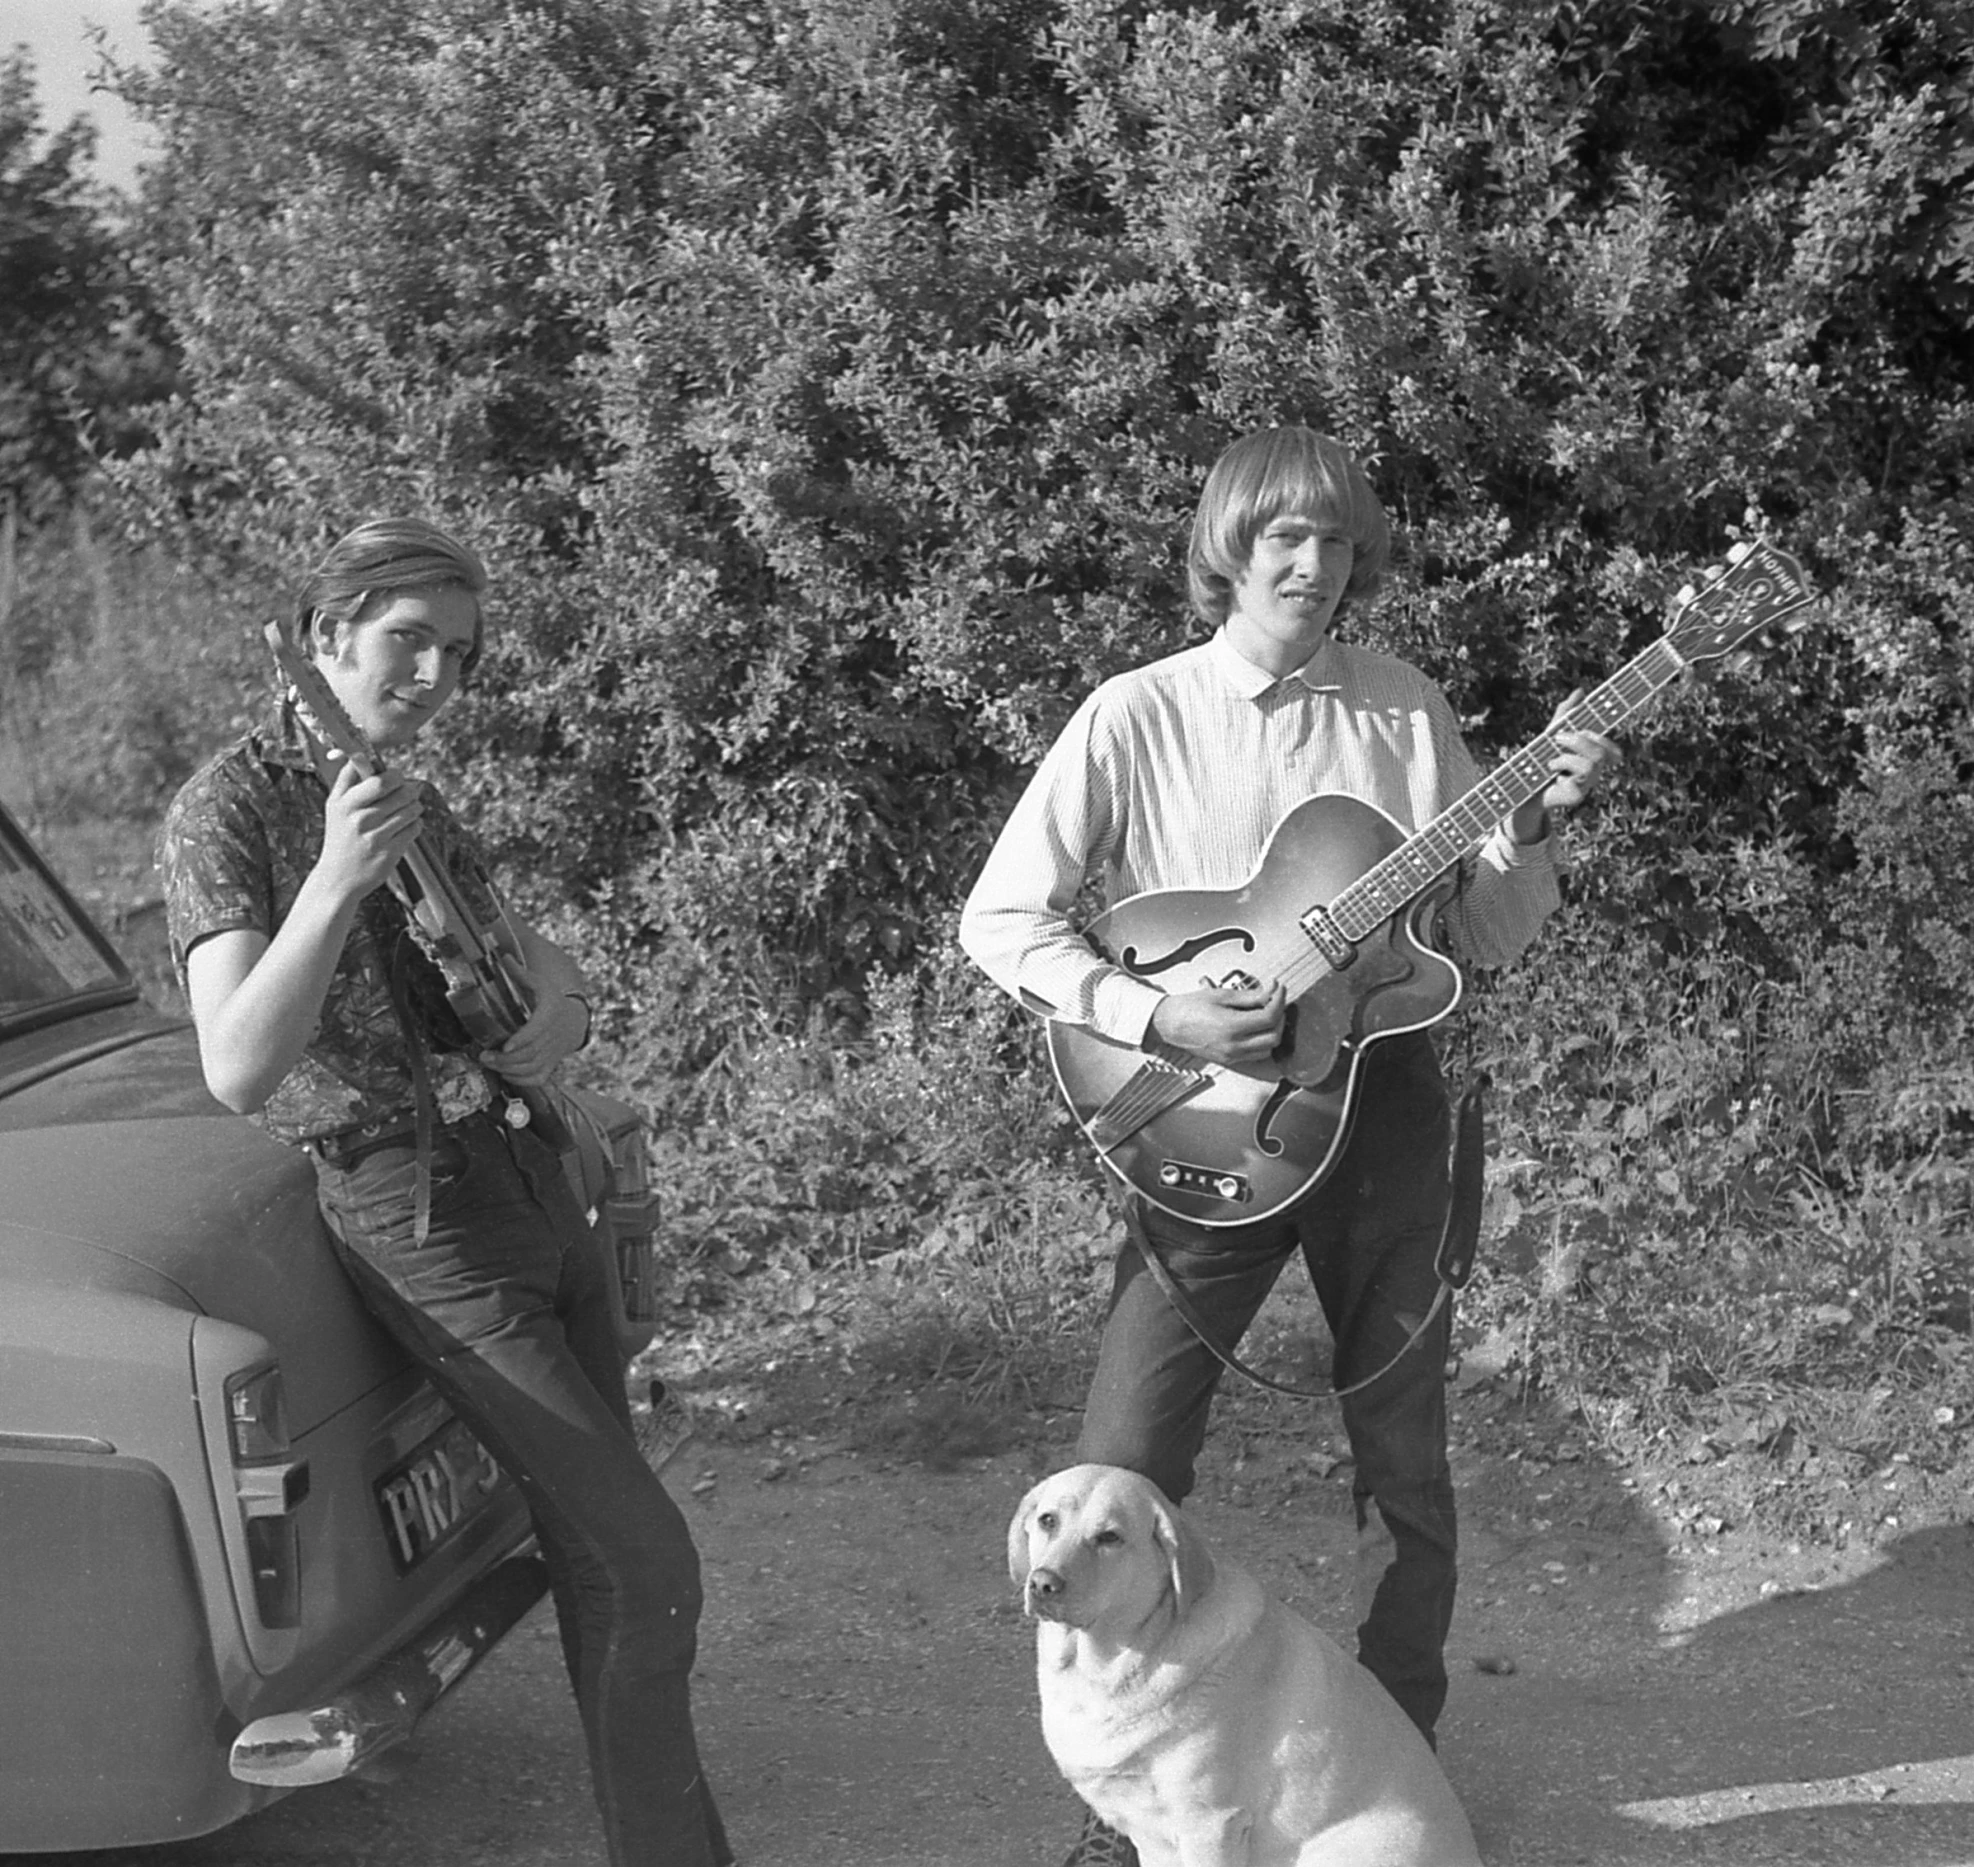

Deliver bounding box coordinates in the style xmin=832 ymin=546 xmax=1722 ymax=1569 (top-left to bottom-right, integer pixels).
xmin=1076 ymin=1033 xmax=1459 ymax=1738
xmin=312 ymin=1110 xmax=731 ymax=1867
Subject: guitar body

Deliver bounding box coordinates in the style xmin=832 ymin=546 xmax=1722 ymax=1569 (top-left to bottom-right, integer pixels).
xmin=391 ymin=863 xmax=533 ymax=1044
xmin=443 ymin=970 xmax=526 ymax=1050
xmin=393 ymin=858 xmax=577 ymax=1154
xmin=1047 ymin=794 xmax=1462 ymax=1227
xmin=1038 ymin=535 xmax=1818 ymax=1230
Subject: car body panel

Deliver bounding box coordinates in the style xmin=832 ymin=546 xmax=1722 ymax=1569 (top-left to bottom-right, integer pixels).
xmin=0 ymin=1446 xmax=247 ymax=1850
xmin=0 ymin=1283 xmax=264 ymax=1843
xmin=0 ymin=1278 xmax=536 ymax=1847
xmin=1 ymin=1085 xmax=404 ymax=1435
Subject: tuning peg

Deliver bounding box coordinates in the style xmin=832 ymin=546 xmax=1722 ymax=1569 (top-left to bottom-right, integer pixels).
xmin=1703 ymin=562 xmax=1726 ymax=581
xmin=1727 ymin=541 xmax=1750 ymax=564
xmin=1675 ymin=582 xmax=1697 ymax=605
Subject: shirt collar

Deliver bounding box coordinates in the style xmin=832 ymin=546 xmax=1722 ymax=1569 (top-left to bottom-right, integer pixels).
xmin=1208 ymin=627 xmax=1344 ymax=697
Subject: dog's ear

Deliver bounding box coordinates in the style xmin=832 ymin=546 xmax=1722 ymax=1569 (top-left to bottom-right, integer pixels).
xmin=1007 ymin=1487 xmax=1039 ymax=1588
xmin=1150 ymin=1496 xmax=1215 ymax=1618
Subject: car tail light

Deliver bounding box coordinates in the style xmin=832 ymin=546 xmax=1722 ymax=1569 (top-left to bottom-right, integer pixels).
xmin=224 ymin=1363 xmax=308 ymax=1629
xmin=226 ymin=1364 xmax=290 ymax=1463
xmin=244 ymin=1517 xmax=303 ymax=1626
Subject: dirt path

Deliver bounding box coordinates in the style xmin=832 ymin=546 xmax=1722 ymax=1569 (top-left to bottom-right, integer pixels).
xmin=50 ymin=1378 xmax=1974 ymax=1867
xmin=674 ymin=1402 xmax=1974 ymax=1867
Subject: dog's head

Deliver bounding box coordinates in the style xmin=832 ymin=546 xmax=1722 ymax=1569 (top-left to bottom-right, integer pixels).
xmin=1006 ymin=1463 xmax=1215 ymax=1637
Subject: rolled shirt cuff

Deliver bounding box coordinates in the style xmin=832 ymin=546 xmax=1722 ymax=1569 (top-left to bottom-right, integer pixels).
xmin=1090 ymin=971 xmax=1168 ymax=1048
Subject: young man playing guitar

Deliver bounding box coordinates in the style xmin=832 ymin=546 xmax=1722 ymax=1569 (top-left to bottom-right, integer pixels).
xmin=159 ymin=519 xmax=731 ymax=1867
xmin=961 ymin=427 xmax=1619 ymax=1867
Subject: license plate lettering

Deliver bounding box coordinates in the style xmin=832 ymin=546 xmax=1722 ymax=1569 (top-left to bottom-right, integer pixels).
xmin=375 ymin=1419 xmax=502 ymax=1572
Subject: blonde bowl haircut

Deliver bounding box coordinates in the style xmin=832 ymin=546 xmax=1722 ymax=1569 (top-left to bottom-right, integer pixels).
xmin=293 ymin=517 xmax=490 ymax=683
xmin=1186 ymin=427 xmax=1392 ymax=629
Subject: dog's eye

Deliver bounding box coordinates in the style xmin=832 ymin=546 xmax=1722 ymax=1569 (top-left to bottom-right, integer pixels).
xmin=1093 ymin=1527 xmax=1123 ymax=1548
xmin=1037 ymin=1510 xmax=1058 ymax=1532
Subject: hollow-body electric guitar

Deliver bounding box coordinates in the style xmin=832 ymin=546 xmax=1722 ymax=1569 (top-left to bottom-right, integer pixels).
xmin=1047 ymin=539 xmax=1816 ymax=1227
xmin=265 ymin=621 xmax=571 ymax=1149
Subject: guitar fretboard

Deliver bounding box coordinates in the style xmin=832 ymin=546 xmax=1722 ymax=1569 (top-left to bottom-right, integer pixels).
xmin=1326 ymin=636 xmax=1687 ymax=941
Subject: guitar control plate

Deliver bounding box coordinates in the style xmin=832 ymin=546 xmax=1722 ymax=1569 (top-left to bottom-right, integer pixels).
xmin=1156 ymin=1160 xmax=1252 ymax=1205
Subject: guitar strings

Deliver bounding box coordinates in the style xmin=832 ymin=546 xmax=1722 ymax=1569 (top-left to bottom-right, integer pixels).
xmin=1250 ymin=636 xmax=1690 ymax=1005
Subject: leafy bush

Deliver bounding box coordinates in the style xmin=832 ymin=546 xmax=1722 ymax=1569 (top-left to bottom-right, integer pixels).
xmin=614 ymin=921 xmax=1096 ymax=1269
xmin=1 ymin=54 xmax=177 ymax=517
xmin=103 ymin=0 xmax=1969 ymax=1003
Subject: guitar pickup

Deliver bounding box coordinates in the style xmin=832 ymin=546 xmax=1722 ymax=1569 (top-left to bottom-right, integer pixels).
xmin=1156 ymin=1160 xmax=1252 ymax=1205
xmin=1298 ymin=906 xmax=1355 ymax=969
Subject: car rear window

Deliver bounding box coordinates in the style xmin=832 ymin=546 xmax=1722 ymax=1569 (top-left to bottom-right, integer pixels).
xmin=0 ymin=810 xmax=129 ymax=1029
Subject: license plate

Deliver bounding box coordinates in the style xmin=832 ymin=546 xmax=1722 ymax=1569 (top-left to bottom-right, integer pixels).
xmin=374 ymin=1416 xmax=503 ymax=1573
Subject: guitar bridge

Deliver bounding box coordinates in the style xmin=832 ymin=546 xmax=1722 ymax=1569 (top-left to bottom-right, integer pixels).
xmin=1298 ymin=906 xmax=1355 ymax=969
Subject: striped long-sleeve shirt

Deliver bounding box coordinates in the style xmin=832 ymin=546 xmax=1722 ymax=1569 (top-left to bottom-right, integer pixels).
xmin=959 ymin=628 xmax=1563 ymax=1046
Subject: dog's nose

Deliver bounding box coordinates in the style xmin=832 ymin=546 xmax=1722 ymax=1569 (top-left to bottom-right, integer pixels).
xmin=1029 ymin=1566 xmax=1065 ymax=1599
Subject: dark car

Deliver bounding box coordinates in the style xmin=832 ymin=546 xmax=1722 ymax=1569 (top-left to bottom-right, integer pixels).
xmin=0 ymin=797 xmax=660 ymax=1851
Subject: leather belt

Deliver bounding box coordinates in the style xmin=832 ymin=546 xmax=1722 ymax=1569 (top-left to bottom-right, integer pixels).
xmin=307 ymin=1118 xmax=421 ymax=1170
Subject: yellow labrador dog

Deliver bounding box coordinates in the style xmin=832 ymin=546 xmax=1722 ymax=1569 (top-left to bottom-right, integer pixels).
xmin=1008 ymin=1464 xmax=1481 ymax=1867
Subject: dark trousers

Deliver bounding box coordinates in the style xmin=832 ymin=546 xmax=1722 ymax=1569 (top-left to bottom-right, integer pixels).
xmin=1076 ymin=1034 xmax=1458 ymax=1738
xmin=312 ymin=1111 xmax=730 ymax=1867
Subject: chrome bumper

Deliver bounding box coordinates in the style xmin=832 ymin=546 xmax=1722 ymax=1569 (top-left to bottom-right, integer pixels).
xmin=229 ymin=1551 xmax=549 ymax=1788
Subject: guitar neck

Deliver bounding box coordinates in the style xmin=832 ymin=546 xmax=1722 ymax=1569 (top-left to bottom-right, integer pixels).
xmin=1326 ymin=635 xmax=1688 ymax=939
xmin=264 ymin=622 xmax=518 ymax=1004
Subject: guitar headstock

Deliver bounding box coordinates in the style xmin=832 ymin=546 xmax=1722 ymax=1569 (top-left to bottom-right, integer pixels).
xmin=263 ymin=618 xmax=383 ymax=776
xmin=1664 ymin=538 xmax=1817 ymax=667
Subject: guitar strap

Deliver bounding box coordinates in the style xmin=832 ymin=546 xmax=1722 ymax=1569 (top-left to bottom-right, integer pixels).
xmin=369 ymin=887 xmax=476 ymax=1248
xmin=382 ymin=921 xmax=440 ymax=1246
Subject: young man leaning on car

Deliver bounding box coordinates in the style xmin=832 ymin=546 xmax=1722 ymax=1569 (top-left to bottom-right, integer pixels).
xmin=158 ymin=518 xmax=731 ymax=1867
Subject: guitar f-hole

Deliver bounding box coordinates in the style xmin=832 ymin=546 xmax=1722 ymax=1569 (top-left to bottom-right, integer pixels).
xmin=1119 ymin=928 xmax=1257 ymax=978
xmin=1253 ymin=1078 xmax=1299 ymax=1158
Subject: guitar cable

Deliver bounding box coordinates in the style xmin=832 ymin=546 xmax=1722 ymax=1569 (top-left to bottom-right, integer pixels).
xmin=1123 ymin=1064 xmax=1487 ymax=1405
xmin=1125 ymin=1205 xmax=1451 ymax=1405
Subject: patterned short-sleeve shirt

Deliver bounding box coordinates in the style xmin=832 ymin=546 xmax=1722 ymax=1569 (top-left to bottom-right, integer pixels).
xmin=159 ymin=703 xmax=497 ymax=1146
